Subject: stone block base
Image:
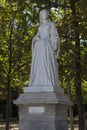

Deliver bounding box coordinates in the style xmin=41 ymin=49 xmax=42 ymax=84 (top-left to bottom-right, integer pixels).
xmin=19 ymin=105 xmax=68 ymax=130
xmin=14 ymin=91 xmax=72 ymax=130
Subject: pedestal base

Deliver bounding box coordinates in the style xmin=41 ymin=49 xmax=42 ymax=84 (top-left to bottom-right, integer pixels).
xmin=19 ymin=105 xmax=68 ymax=130
xmin=14 ymin=88 xmax=72 ymax=130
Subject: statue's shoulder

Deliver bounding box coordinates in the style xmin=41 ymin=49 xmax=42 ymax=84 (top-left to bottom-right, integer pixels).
xmin=49 ymin=22 xmax=56 ymax=27
xmin=49 ymin=22 xmax=57 ymax=31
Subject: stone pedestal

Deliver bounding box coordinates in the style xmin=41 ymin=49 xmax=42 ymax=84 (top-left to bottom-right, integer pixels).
xmin=14 ymin=87 xmax=72 ymax=130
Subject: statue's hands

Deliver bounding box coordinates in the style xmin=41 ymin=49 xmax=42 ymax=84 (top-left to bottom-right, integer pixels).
xmin=32 ymin=36 xmax=40 ymax=44
xmin=52 ymin=49 xmax=60 ymax=59
xmin=32 ymin=36 xmax=40 ymax=50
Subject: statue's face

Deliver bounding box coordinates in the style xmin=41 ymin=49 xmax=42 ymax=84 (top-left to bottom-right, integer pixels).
xmin=40 ymin=9 xmax=49 ymax=20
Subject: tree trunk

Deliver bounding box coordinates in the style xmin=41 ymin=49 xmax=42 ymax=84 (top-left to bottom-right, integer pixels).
xmin=69 ymin=0 xmax=85 ymax=130
xmin=6 ymin=76 xmax=11 ymax=130
xmin=67 ymin=78 xmax=74 ymax=130
xmin=74 ymin=31 xmax=85 ymax=130
xmin=6 ymin=20 xmax=13 ymax=130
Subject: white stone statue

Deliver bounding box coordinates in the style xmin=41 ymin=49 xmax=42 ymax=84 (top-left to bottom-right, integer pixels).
xmin=25 ymin=9 xmax=60 ymax=92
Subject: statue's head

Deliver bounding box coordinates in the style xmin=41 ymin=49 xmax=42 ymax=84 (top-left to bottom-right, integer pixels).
xmin=40 ymin=9 xmax=49 ymax=23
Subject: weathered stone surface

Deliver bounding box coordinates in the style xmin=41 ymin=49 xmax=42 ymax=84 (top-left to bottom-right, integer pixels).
xmin=14 ymin=91 xmax=72 ymax=130
xmin=14 ymin=91 xmax=71 ymax=105
xmin=18 ymin=104 xmax=68 ymax=130
xmin=24 ymin=86 xmax=64 ymax=93
xmin=28 ymin=9 xmax=60 ymax=90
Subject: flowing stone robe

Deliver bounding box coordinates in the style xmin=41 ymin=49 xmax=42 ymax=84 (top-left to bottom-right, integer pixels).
xmin=28 ymin=21 xmax=60 ymax=91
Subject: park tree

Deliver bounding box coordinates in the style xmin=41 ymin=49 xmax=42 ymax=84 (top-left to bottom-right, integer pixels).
xmin=0 ymin=1 xmax=36 ymax=129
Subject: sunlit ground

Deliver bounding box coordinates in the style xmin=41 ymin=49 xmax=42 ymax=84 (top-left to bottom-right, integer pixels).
xmin=0 ymin=121 xmax=79 ymax=130
xmin=0 ymin=121 xmax=18 ymax=130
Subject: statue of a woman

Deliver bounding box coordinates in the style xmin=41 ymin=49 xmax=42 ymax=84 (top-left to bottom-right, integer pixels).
xmin=28 ymin=9 xmax=60 ymax=91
